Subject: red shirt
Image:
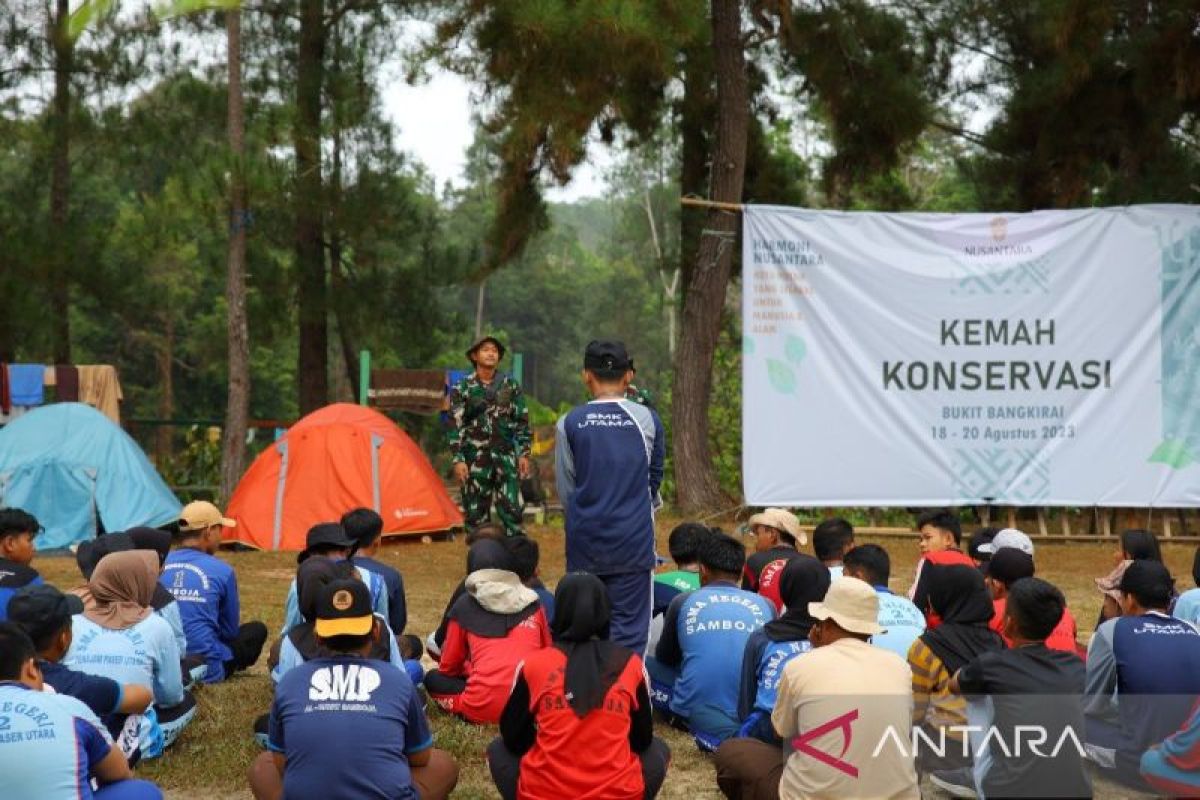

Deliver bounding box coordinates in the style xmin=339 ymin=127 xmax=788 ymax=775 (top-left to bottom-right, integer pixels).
xmin=991 ymin=598 xmax=1083 ymax=656
xmin=516 ymin=647 xmax=647 ymax=800
xmin=438 ymin=608 xmax=551 ymax=724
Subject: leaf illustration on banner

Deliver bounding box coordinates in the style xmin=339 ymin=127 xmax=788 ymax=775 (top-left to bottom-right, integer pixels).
xmin=1148 ymin=439 xmax=1196 ymax=470
xmin=767 ymin=359 xmax=796 ymax=394
xmin=784 ymin=334 xmax=807 ymax=365
xmin=743 ymin=336 xmax=755 ymax=355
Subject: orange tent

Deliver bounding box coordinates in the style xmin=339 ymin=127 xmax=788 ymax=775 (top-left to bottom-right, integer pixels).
xmin=224 ymin=403 xmax=462 ymax=550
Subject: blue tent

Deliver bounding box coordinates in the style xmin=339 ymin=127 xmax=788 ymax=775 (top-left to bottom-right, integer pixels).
xmin=0 ymin=403 xmax=181 ymax=550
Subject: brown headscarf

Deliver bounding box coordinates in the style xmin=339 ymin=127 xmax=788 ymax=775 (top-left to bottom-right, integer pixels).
xmin=83 ymin=550 xmax=158 ymax=630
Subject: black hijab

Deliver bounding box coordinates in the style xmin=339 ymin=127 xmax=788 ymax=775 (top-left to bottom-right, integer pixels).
xmin=551 ymin=572 xmax=634 ymax=717
xmin=288 ymin=557 xmax=389 ymax=662
xmin=77 ymin=528 xmax=175 ymax=611
xmin=468 ymin=539 xmax=512 ymax=573
xmin=762 ymin=555 xmax=831 ymax=642
xmin=919 ymin=564 xmax=1004 ymax=674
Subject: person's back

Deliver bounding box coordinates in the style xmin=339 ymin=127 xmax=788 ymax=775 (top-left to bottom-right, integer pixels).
xmin=772 ymin=581 xmax=917 ymax=800
xmin=270 ymin=656 xmax=428 ymax=800
xmin=556 ymin=398 xmax=662 ymax=575
xmin=65 ymin=612 xmax=183 ymax=707
xmin=163 ymin=547 xmax=237 ymax=680
xmin=663 ymin=582 xmax=775 ymax=737
xmin=344 ymin=507 xmax=408 ymax=635
xmin=842 ymin=544 xmax=926 ymax=660
xmin=515 ymin=646 xmax=648 ymax=799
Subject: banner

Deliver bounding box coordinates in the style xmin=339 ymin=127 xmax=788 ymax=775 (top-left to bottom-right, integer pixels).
xmin=741 ymin=205 xmax=1200 ymax=507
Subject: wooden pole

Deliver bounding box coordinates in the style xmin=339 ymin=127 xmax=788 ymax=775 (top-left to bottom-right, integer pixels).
xmin=680 ymin=196 xmax=745 ymax=213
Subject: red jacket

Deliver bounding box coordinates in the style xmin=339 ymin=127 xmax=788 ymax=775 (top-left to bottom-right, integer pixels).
xmin=991 ymin=597 xmax=1083 ymax=657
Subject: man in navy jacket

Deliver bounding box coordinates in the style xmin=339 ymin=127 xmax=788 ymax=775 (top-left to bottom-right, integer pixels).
xmin=555 ymin=340 xmax=664 ymax=655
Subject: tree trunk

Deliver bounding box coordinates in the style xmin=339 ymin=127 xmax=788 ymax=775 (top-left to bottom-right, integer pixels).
xmin=220 ymin=8 xmax=251 ymax=504
xmin=670 ymin=0 xmax=749 ymax=513
xmin=156 ymin=315 xmax=175 ymax=466
xmin=49 ymin=0 xmax=73 ymax=363
xmin=678 ymin=39 xmax=713 ymax=303
xmin=294 ymin=0 xmax=327 ymax=414
xmin=328 ymin=104 xmax=359 ymax=398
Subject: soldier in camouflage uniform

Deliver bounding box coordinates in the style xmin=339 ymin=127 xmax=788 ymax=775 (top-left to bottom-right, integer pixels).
xmin=448 ymin=336 xmax=532 ymax=536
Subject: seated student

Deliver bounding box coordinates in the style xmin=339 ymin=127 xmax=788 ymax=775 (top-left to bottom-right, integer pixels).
xmin=715 ymin=578 xmax=919 ymax=800
xmin=280 ymin=523 xmax=387 ymax=632
xmin=812 ymin=517 xmax=854 ymax=579
xmin=650 ymin=532 xmax=775 ymax=749
xmin=0 ymin=623 xmax=163 ymax=800
xmin=984 ymin=547 xmax=1080 ymax=654
xmin=1084 ymin=559 xmax=1200 ymax=789
xmin=64 ymin=551 xmax=196 ymax=755
xmin=966 ymin=526 xmax=1000 ymax=566
xmin=250 ymin=580 xmax=459 ymax=800
xmin=1170 ymin=545 xmax=1200 ymax=626
xmin=343 ymin=507 xmax=408 ymax=636
xmin=741 ymin=508 xmax=804 ymax=612
xmin=273 ymin=556 xmax=414 ymax=685
xmin=425 ymin=544 xmax=551 ymax=724
xmin=1140 ymin=697 xmax=1200 ymax=796
xmin=842 ymin=543 xmax=926 ymax=660
xmin=908 ymin=509 xmax=976 ymax=624
xmin=427 ymin=536 xmax=512 ymax=661
xmin=653 ymin=523 xmax=708 ymax=614
xmin=487 ymin=572 xmax=671 ymax=800
xmin=163 ymin=501 xmax=268 ymax=684
xmin=75 ymin=527 xmax=194 ymax=680
xmin=0 ymin=507 xmax=43 ymax=621
xmin=934 ymin=577 xmax=1091 ymax=799
xmin=907 ymin=564 xmax=1004 ymax=775
xmin=1094 ymin=528 xmax=1166 ymax=626
xmin=9 ymin=584 xmax=153 ymax=761
xmin=736 ymin=555 xmax=830 ymax=743
xmin=506 ymin=534 xmax=555 ymax=619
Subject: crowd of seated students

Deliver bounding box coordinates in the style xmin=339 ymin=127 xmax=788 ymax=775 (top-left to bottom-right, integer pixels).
xmin=7 ymin=498 xmax=1200 ymax=800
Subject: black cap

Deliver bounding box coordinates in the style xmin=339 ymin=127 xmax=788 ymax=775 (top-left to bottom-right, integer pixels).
xmin=583 ymin=340 xmax=631 ymax=372
xmin=8 ymin=585 xmax=84 ymax=643
xmin=1119 ymin=560 xmax=1174 ymax=607
xmin=298 ymin=523 xmax=357 ymax=564
xmin=986 ymin=548 xmax=1035 ymax=586
xmin=313 ymin=579 xmax=374 ymax=637
xmin=466 ymin=336 xmax=506 ymax=362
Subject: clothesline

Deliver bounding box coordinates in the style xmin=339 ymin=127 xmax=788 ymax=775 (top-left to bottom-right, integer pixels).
xmin=0 ymin=363 xmax=124 ymax=424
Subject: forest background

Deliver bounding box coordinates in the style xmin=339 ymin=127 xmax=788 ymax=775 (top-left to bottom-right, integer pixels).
xmin=2 ymin=0 xmax=1198 ymax=513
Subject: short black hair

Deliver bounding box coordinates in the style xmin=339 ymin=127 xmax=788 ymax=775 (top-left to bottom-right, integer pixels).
xmin=916 ymin=509 xmax=962 ymax=544
xmin=843 ymin=543 xmax=890 ymax=586
xmin=341 ymin=508 xmax=383 ymax=548
xmin=20 ymin=614 xmax=70 ymax=653
xmin=812 ymin=518 xmax=854 ymax=562
xmin=1119 ymin=529 xmax=1163 ymax=563
xmin=0 ymin=622 xmax=36 ymax=681
xmin=668 ymin=523 xmax=711 ymax=566
xmin=1192 ymin=545 xmax=1200 ymax=589
xmin=309 ymin=543 xmax=349 ymax=558
xmin=319 ymin=629 xmax=375 ymax=654
xmin=699 ymin=532 xmax=746 ymax=577
xmin=586 ymin=366 xmax=627 ymax=383
xmin=505 ymin=535 xmax=540 ymax=582
xmin=0 ymin=508 xmax=39 ymax=541
xmin=1005 ymin=578 xmax=1065 ymax=641
xmin=968 ymin=527 xmax=1001 ymax=562
xmin=1120 ymin=559 xmax=1174 ymax=610
xmin=465 ymin=523 xmax=505 ymax=546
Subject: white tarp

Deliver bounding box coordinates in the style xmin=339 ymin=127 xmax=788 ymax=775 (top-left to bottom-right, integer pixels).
xmin=741 ymin=204 xmax=1200 ymax=507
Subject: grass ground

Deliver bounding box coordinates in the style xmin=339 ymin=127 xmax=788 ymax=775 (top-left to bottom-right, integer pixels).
xmin=34 ymin=519 xmax=1196 ymax=799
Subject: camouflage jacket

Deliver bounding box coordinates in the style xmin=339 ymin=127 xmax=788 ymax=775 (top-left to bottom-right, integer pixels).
xmin=625 ymin=382 xmax=655 ymax=409
xmin=447 ymin=372 xmax=532 ymax=462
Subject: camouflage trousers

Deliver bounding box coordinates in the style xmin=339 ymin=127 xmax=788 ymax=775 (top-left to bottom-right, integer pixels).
xmin=462 ymin=449 xmax=523 ymax=536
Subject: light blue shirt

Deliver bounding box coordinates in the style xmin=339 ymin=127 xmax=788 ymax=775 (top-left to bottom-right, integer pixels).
xmin=64 ymin=614 xmax=184 ymax=707
xmin=272 ymin=615 xmax=403 ymax=684
xmin=1174 ymin=588 xmax=1200 ymax=627
xmin=0 ymin=682 xmax=114 ymax=800
xmin=280 ymin=564 xmax=388 ymax=633
xmin=870 ymin=587 xmax=926 ymax=659
xmin=156 ymin=601 xmax=188 ymax=657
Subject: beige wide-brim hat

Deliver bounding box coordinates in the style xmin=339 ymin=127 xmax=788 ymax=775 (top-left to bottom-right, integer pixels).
xmin=809 ymin=576 xmax=883 ymax=636
xmin=747 ymin=507 xmax=807 ymax=546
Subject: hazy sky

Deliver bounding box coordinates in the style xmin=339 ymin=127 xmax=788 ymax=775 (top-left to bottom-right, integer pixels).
xmin=381 ymin=68 xmax=612 ymax=202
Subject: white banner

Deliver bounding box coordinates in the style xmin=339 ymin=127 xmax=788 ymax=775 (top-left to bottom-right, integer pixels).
xmin=741 ymin=205 xmax=1200 ymax=507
